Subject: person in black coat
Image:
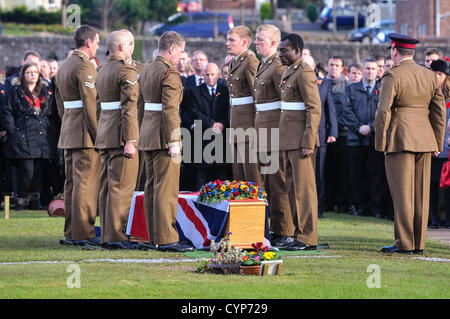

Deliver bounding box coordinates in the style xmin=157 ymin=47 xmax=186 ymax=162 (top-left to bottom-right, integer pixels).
xmin=341 ymin=57 xmax=390 ymax=218
xmin=0 ymin=83 xmax=8 ymax=205
xmin=323 ymin=56 xmax=354 ymax=214
xmin=315 ymin=76 xmax=338 ymax=218
xmin=188 ymin=63 xmax=230 ymax=190
xmin=2 ymin=62 xmax=59 ymax=210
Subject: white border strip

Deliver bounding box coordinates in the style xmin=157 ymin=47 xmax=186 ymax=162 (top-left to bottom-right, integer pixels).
xmin=0 ymin=258 xmax=202 ymax=266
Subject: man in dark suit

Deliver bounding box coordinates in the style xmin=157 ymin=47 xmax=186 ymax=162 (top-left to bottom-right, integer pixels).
xmin=342 ymin=57 xmax=386 ymax=218
xmin=184 ymin=50 xmax=208 ymax=89
xmin=189 ymin=63 xmax=230 ymax=189
xmin=316 ymin=74 xmax=338 ymax=218
xmin=179 ymin=50 xmax=209 ymax=190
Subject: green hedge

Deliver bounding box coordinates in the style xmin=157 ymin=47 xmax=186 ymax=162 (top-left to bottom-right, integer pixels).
xmin=0 ymin=6 xmax=60 ymax=25
xmin=260 ymin=2 xmax=271 ymax=21
xmin=307 ymin=5 xmax=318 ymax=23
xmin=3 ymin=22 xmax=73 ymax=35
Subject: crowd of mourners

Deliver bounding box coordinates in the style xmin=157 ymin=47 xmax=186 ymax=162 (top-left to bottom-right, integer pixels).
xmin=0 ymin=44 xmax=449 ymax=230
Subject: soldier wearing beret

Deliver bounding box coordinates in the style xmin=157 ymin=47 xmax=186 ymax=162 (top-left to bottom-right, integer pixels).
xmin=55 ymin=25 xmax=101 ymax=246
xmin=374 ymin=33 xmax=446 ymax=254
xmin=277 ymin=33 xmax=322 ymax=251
xmin=95 ymin=30 xmax=139 ymax=249
xmin=137 ymin=31 xmax=194 ymax=252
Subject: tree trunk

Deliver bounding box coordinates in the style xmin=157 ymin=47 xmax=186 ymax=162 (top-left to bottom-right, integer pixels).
xmin=61 ymin=0 xmax=69 ymax=28
xmin=354 ymin=1 xmax=359 ymax=30
xmin=102 ymin=0 xmax=115 ymax=32
xmin=240 ymin=0 xmax=245 ymax=26
xmin=285 ymin=3 xmax=292 ymax=33
xmin=271 ymin=0 xmax=278 ymax=22
xmin=332 ymin=0 xmax=337 ymax=41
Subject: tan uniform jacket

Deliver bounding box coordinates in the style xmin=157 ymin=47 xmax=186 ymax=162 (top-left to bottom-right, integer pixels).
xmin=253 ymin=53 xmax=285 ymax=152
xmin=279 ymin=57 xmax=322 ymax=151
xmin=95 ymin=56 xmax=139 ymax=149
xmin=374 ymin=59 xmax=446 ymax=153
xmin=138 ymin=56 xmax=183 ymax=151
xmin=54 ymin=50 xmax=98 ymax=149
xmin=134 ymin=61 xmax=146 ymax=128
xmin=227 ymin=50 xmax=259 ymax=135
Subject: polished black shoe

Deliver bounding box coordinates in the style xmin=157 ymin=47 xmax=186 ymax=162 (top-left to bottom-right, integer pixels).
xmin=72 ymin=239 xmax=89 ymax=246
xmin=287 ymin=240 xmax=316 ymax=251
xmin=59 ymin=237 xmax=74 ymax=246
xmin=413 ymin=250 xmax=423 ymax=255
xmin=428 ymin=224 xmax=439 ymax=229
xmin=87 ymin=237 xmax=102 ymax=246
xmin=318 ymin=211 xmax=324 ymax=218
xmin=137 ymin=242 xmax=158 ymax=250
xmin=381 ymin=245 xmax=414 ymax=255
xmin=102 ymin=240 xmax=138 ymax=250
xmin=157 ymin=241 xmax=195 ymax=252
xmin=271 ymin=235 xmax=294 ymax=248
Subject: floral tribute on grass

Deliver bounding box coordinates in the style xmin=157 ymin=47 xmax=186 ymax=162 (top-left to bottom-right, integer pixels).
xmin=197 ymin=236 xmax=282 ymax=276
xmin=198 ymin=180 xmax=267 ymax=204
xmin=240 ymin=242 xmax=280 ymax=266
xmin=197 ymin=232 xmax=244 ymax=275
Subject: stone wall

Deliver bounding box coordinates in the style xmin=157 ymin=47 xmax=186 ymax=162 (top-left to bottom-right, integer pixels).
xmin=0 ymin=34 xmax=448 ymax=76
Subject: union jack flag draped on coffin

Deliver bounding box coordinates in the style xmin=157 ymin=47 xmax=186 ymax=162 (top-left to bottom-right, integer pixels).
xmin=126 ymin=192 xmax=270 ymax=249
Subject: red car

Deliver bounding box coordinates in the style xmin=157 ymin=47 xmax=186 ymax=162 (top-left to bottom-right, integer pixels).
xmin=177 ymin=0 xmax=203 ymax=13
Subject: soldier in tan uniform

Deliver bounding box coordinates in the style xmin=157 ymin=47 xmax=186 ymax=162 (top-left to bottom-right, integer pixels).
xmin=226 ymin=26 xmax=263 ymax=186
xmin=119 ymin=29 xmax=147 ymax=192
xmin=95 ymin=31 xmax=140 ymax=249
xmin=54 ymin=25 xmax=101 ymax=246
xmin=374 ymin=33 xmax=446 ymax=254
xmin=134 ymin=59 xmax=147 ymax=191
xmin=137 ymin=31 xmax=194 ymax=252
xmin=278 ymin=34 xmax=322 ymax=251
xmin=253 ymin=25 xmax=294 ymax=248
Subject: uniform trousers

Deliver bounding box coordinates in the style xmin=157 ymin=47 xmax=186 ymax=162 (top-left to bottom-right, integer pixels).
xmin=232 ymin=142 xmax=263 ymax=186
xmin=283 ymin=149 xmax=318 ymax=246
xmin=385 ymin=151 xmax=431 ymax=251
xmin=135 ymin=150 xmax=146 ymax=191
xmin=144 ymin=149 xmax=180 ymax=245
xmin=63 ymin=148 xmax=100 ymax=240
xmin=99 ymin=148 xmax=138 ymax=242
xmin=259 ymin=151 xmax=294 ymax=237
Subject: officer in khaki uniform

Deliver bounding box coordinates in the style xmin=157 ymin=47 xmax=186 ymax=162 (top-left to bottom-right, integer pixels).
xmin=253 ymin=25 xmax=294 ymax=248
xmin=134 ymin=60 xmax=147 ymax=191
xmin=137 ymin=31 xmax=194 ymax=252
xmin=54 ymin=25 xmax=101 ymax=246
xmin=226 ymin=26 xmax=263 ymax=186
xmin=278 ymin=34 xmax=322 ymax=251
xmin=374 ymin=33 xmax=446 ymax=254
xmin=95 ymin=31 xmax=140 ymax=249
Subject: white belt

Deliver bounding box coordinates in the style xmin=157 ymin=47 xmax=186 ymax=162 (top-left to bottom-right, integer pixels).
xmin=63 ymin=100 xmax=83 ymax=109
xmin=255 ymin=101 xmax=281 ymax=112
xmin=101 ymin=101 xmax=121 ymax=110
xmin=281 ymin=101 xmax=305 ymax=111
xmin=231 ymin=96 xmax=254 ymax=106
xmin=144 ymin=103 xmax=162 ymax=111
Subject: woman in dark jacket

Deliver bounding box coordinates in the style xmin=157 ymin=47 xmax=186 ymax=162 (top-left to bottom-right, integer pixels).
xmin=2 ymin=62 xmax=58 ymax=210
xmin=429 ymin=59 xmax=450 ymax=228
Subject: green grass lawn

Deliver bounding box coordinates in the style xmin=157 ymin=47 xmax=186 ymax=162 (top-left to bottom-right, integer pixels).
xmin=0 ymin=210 xmax=449 ymax=299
